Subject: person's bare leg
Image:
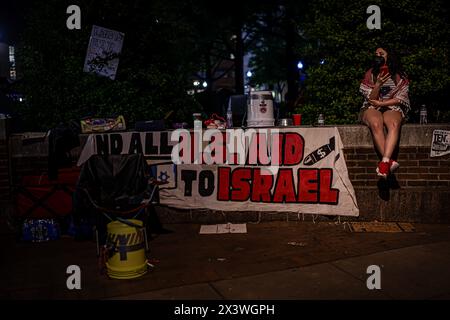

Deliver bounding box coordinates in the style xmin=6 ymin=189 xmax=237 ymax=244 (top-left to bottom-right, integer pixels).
xmin=362 ymin=108 xmax=385 ymax=156
xmin=382 ymin=110 xmax=403 ymax=159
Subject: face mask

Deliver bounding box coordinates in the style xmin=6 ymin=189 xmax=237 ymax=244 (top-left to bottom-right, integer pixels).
xmin=373 ymin=56 xmax=385 ymax=68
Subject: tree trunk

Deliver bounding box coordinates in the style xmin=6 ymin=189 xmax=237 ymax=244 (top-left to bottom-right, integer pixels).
xmin=204 ymin=50 xmax=214 ymax=113
xmin=234 ymin=25 xmax=245 ymax=95
xmin=284 ymin=5 xmax=298 ymax=115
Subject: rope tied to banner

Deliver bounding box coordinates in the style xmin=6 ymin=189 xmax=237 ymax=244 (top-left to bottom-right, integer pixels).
xmin=312 ymin=214 xmax=319 ymax=224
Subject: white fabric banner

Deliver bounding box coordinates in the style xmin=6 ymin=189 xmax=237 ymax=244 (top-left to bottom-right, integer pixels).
xmin=160 ymin=127 xmax=358 ymax=216
xmin=77 ymin=127 xmax=359 ymax=216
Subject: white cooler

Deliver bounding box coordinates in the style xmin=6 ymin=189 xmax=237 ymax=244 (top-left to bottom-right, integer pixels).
xmin=247 ymin=91 xmax=275 ymax=127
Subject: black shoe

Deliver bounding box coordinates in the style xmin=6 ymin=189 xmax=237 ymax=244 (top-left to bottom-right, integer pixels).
xmin=387 ymin=174 xmax=401 ymax=190
xmin=377 ymin=178 xmax=390 ymax=201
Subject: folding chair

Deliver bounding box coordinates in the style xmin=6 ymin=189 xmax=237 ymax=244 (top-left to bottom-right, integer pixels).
xmin=73 ymin=154 xmax=159 ymax=257
xmin=81 ymin=185 xmax=159 ymax=255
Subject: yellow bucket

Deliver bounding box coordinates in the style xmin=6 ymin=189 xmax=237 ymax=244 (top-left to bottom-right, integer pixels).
xmin=105 ymin=219 xmax=147 ymax=279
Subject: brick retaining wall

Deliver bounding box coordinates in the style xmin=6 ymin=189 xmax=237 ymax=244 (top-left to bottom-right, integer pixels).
xmin=1 ymin=122 xmax=449 ymax=222
xmin=0 ymin=139 xmax=10 ymax=203
xmin=345 ymin=147 xmax=450 ymax=187
xmin=0 ymin=119 xmax=11 ymax=204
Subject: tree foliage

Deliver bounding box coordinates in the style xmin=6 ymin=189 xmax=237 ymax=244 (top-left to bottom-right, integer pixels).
xmin=14 ymin=0 xmax=203 ymax=130
xmin=296 ymin=0 xmax=450 ymax=124
xmin=11 ymin=0 xmax=450 ymax=130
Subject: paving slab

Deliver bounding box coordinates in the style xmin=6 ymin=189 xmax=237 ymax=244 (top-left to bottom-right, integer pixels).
xmin=109 ymin=283 xmax=222 ymax=300
xmin=211 ymin=263 xmax=389 ymax=300
xmin=1 ymin=221 xmax=450 ymax=300
xmin=332 ymin=241 xmax=450 ymax=299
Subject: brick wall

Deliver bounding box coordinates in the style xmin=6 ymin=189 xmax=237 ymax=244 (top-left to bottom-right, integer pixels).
xmin=2 ymin=124 xmax=450 ymax=223
xmin=338 ymin=124 xmax=450 ymax=223
xmin=345 ymin=147 xmax=450 ymax=188
xmin=0 ymin=139 xmax=10 ymax=203
xmin=0 ymin=119 xmax=11 ymax=204
xmin=7 ymin=133 xmax=50 ymax=185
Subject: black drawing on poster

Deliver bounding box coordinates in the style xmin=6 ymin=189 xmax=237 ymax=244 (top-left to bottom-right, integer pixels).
xmin=303 ymin=136 xmax=335 ymax=166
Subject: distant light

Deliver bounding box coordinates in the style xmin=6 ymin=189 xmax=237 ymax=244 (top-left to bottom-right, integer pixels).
xmin=202 ymin=81 xmax=207 ymax=88
xmin=193 ymin=80 xmax=200 ymax=86
xmin=246 ymin=71 xmax=253 ymax=77
xmin=297 ymin=61 xmax=304 ymax=69
xmin=320 ymin=59 xmax=325 ymax=65
xmin=19 ymin=97 xmax=23 ymax=102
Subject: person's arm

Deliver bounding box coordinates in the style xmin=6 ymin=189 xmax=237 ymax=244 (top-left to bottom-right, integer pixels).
xmin=382 ymin=98 xmax=401 ymax=106
xmin=368 ymin=83 xmax=381 ymax=100
xmin=368 ymin=73 xmax=391 ymax=100
xmin=369 ymin=98 xmax=400 ymax=108
xmin=368 ymin=72 xmax=395 ymax=106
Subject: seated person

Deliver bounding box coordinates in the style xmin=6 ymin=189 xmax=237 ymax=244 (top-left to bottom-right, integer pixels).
xmin=359 ymin=46 xmax=410 ymax=178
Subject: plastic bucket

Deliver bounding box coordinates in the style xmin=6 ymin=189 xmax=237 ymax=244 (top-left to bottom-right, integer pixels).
xmin=105 ymin=219 xmax=147 ymax=279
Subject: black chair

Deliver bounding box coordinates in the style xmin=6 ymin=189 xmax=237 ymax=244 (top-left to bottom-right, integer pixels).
xmin=73 ymin=153 xmax=161 ymax=255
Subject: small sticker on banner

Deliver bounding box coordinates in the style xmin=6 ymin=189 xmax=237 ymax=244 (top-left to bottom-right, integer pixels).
xmin=150 ymin=163 xmax=177 ymax=189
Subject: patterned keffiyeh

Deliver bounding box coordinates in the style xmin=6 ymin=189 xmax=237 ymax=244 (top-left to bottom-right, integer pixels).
xmin=359 ymin=68 xmax=410 ymax=116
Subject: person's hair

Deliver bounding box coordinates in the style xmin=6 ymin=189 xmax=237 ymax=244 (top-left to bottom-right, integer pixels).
xmin=371 ymin=46 xmax=408 ymax=84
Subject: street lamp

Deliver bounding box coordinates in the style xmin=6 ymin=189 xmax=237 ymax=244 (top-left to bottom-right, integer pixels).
xmin=202 ymin=81 xmax=208 ymax=88
xmin=246 ymin=70 xmax=253 ymax=96
xmin=297 ymin=61 xmax=304 ymax=70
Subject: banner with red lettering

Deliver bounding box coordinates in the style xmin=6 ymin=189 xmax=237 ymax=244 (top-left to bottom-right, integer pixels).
xmin=77 ymin=127 xmax=359 ymax=216
xmin=159 ymin=127 xmax=358 ymax=216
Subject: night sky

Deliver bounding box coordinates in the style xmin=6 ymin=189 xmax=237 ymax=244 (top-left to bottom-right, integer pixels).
xmin=0 ymin=0 xmax=29 ymax=44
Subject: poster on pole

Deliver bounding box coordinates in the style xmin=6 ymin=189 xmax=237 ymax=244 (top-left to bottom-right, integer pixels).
xmin=83 ymin=25 xmax=124 ymax=80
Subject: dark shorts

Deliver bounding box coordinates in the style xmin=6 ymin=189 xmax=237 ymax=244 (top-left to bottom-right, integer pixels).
xmin=359 ymin=105 xmax=406 ymax=124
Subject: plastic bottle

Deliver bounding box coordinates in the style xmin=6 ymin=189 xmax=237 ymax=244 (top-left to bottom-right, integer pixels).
xmin=226 ymin=106 xmax=233 ymax=128
xmin=194 ymin=119 xmax=202 ymax=130
xmin=193 ymin=113 xmax=202 ymax=130
xmin=419 ymin=105 xmax=427 ymax=124
xmin=318 ymin=114 xmax=325 ymax=126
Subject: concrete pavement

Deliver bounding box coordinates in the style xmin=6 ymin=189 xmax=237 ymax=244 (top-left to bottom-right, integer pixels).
xmin=116 ymin=241 xmax=450 ymax=300
xmin=1 ymin=220 xmax=450 ymax=300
